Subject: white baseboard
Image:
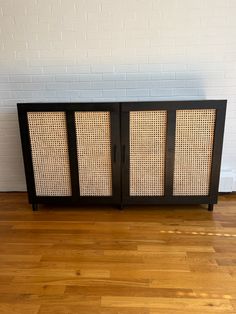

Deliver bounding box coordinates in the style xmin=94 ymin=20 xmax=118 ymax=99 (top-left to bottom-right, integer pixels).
xmin=219 ymin=169 xmax=236 ymax=192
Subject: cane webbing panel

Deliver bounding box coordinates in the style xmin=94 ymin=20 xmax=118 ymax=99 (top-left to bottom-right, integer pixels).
xmin=173 ymin=109 xmax=216 ymax=196
xmin=75 ymin=112 xmax=112 ymax=196
xmin=129 ymin=111 xmax=167 ymax=196
xmin=27 ymin=112 xmax=72 ymax=196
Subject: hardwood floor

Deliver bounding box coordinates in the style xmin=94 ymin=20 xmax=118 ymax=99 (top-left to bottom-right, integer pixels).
xmin=0 ymin=193 xmax=236 ymax=313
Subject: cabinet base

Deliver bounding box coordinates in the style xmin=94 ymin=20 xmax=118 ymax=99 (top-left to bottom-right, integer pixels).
xmin=30 ymin=202 xmax=214 ymax=212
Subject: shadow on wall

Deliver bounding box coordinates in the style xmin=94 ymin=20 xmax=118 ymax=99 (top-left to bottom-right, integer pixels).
xmin=0 ymin=69 xmax=207 ymax=106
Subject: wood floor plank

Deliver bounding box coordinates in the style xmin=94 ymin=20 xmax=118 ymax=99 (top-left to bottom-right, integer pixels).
xmin=138 ymin=244 xmax=215 ymax=253
xmin=150 ymin=309 xmax=235 ymax=314
xmin=150 ymin=272 xmax=236 ymax=289
xmin=0 ymin=284 xmax=65 ymax=295
xmin=0 ymin=294 xmax=100 ymax=307
xmin=0 ymin=304 xmax=40 ymax=314
xmin=101 ymin=296 xmax=233 ymax=312
xmin=0 ymin=254 xmax=41 ymax=262
xmin=65 ymin=285 xmax=192 ymax=297
xmin=11 ymin=276 xmax=149 ymax=287
xmin=38 ymin=305 xmax=149 ymax=314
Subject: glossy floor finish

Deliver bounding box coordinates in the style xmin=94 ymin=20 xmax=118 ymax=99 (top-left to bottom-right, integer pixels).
xmin=0 ymin=193 xmax=236 ymax=314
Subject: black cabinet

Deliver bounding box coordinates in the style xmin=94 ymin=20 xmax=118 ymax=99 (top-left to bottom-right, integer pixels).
xmin=18 ymin=100 xmax=226 ymax=211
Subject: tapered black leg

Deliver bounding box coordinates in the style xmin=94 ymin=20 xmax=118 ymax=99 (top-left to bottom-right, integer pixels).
xmin=208 ymin=204 xmax=214 ymax=212
xmin=119 ymin=204 xmax=124 ymax=210
xmin=32 ymin=203 xmax=38 ymax=211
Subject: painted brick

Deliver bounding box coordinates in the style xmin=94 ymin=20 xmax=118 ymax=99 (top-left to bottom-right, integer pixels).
xmin=126 ymin=89 xmax=149 ymax=97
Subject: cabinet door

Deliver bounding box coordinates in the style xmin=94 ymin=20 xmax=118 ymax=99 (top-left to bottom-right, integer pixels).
xmin=18 ymin=103 xmax=121 ymax=206
xmin=121 ymin=101 xmax=226 ymax=205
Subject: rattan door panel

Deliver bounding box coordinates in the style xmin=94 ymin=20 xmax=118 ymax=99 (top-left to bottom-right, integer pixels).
xmin=129 ymin=111 xmax=167 ymax=196
xmin=75 ymin=112 xmax=112 ymax=197
xmin=173 ymin=109 xmax=216 ymax=196
xmin=27 ymin=112 xmax=72 ymax=197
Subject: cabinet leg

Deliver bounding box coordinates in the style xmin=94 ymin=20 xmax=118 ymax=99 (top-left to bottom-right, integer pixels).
xmin=32 ymin=203 xmax=38 ymax=211
xmin=208 ymin=204 xmax=214 ymax=212
xmin=119 ymin=204 xmax=124 ymax=210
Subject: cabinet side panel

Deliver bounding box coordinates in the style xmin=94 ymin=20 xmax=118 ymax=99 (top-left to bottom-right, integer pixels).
xmin=27 ymin=112 xmax=72 ymax=196
xmin=173 ymin=109 xmax=216 ymax=196
xmin=75 ymin=112 xmax=112 ymax=196
xmin=129 ymin=111 xmax=167 ymax=196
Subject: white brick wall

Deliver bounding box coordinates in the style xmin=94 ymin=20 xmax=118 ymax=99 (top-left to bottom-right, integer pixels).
xmin=0 ymin=0 xmax=236 ymax=191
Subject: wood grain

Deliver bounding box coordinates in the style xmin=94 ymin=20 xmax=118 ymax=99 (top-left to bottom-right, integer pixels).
xmin=0 ymin=192 xmax=236 ymax=313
